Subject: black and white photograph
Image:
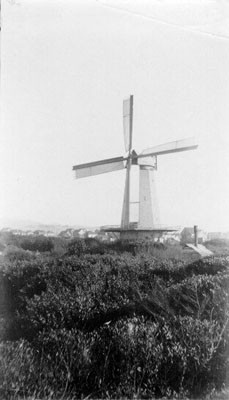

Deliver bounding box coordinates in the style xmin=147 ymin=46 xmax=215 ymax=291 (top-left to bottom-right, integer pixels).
xmin=1 ymin=0 xmax=229 ymax=399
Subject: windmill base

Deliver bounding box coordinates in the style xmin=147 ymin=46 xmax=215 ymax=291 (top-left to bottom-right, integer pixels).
xmin=120 ymin=230 xmax=163 ymax=241
xmin=102 ymin=226 xmax=177 ymax=242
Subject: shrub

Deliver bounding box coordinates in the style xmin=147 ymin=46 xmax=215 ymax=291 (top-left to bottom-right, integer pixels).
xmin=204 ymin=239 xmax=229 ymax=256
xmin=0 ymin=260 xmax=47 ymax=340
xmin=20 ymin=236 xmax=54 ymax=253
xmin=0 ymin=340 xmax=38 ymax=399
xmin=168 ymin=272 xmax=229 ymax=322
xmin=35 ymin=328 xmax=93 ymax=397
xmin=50 ymin=236 xmax=68 ymax=256
xmin=67 ymin=238 xmax=87 ymax=256
xmin=3 ymin=245 xmax=34 ymax=263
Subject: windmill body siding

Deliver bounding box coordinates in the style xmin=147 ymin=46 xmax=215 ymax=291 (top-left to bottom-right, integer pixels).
xmin=138 ymin=167 xmax=160 ymax=229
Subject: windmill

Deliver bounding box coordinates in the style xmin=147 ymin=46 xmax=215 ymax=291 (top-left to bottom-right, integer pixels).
xmin=73 ymin=95 xmax=198 ymax=240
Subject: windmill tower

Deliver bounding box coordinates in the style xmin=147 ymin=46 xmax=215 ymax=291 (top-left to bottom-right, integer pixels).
xmin=73 ymin=95 xmax=198 ymax=240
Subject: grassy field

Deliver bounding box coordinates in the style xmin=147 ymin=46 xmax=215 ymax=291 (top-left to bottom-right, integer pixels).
xmin=0 ymin=235 xmax=229 ymax=399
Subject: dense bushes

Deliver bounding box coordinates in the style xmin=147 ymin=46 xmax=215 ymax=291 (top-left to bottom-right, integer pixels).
xmin=0 ymin=249 xmax=229 ymax=398
xmin=0 ymin=340 xmax=38 ymax=398
xmin=3 ymin=245 xmax=34 ymax=263
xmin=0 ymin=232 xmax=63 ymax=256
xmin=19 ymin=236 xmax=54 ymax=253
xmin=1 ymin=317 xmax=228 ymax=398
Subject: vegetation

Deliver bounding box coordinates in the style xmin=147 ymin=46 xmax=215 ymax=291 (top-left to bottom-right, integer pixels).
xmin=204 ymin=239 xmax=229 ymax=256
xmin=0 ymin=234 xmax=229 ymax=399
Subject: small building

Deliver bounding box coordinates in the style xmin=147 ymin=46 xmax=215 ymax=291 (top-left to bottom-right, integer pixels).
xmin=45 ymin=231 xmax=55 ymax=237
xmin=59 ymin=228 xmax=75 ymax=239
xmin=0 ymin=227 xmax=11 ymax=232
xmin=73 ymin=228 xmax=88 ymax=239
xmin=181 ymin=227 xmax=207 ymax=245
xmin=87 ymin=231 xmax=98 ymax=239
xmin=11 ymin=229 xmax=24 ymax=236
xmin=25 ymin=230 xmax=34 ymax=236
xmin=33 ymin=230 xmax=46 ymax=236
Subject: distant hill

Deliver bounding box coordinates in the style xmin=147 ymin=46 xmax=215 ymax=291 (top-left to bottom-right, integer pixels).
xmin=0 ymin=218 xmax=88 ymax=235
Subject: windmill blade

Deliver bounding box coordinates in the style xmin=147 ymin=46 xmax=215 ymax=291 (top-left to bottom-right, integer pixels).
xmin=139 ymin=137 xmax=198 ymax=159
xmin=73 ymin=156 xmax=125 ymax=179
xmin=123 ymin=95 xmax=133 ymax=152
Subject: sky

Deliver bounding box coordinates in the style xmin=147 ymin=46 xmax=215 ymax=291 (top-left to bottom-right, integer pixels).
xmin=1 ymin=0 xmax=229 ymax=231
